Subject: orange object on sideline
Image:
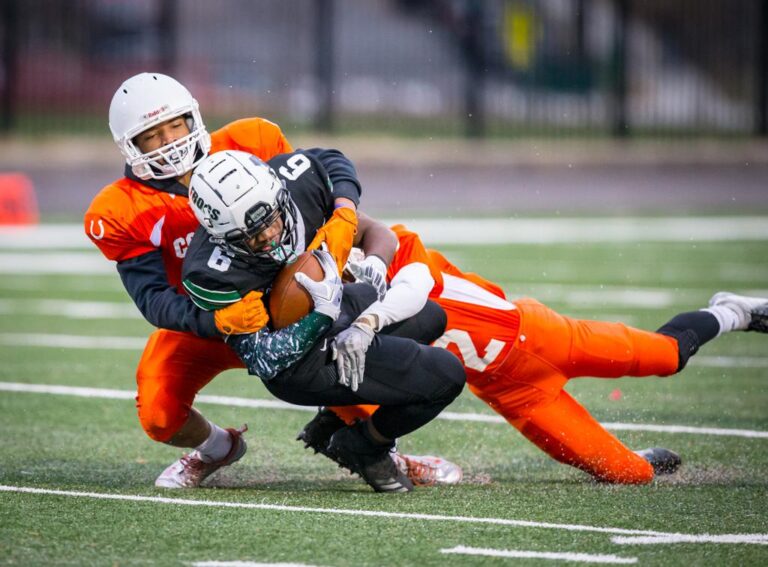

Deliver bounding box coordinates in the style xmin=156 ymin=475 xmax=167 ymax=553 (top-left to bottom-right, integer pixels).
xmin=0 ymin=173 xmax=39 ymax=224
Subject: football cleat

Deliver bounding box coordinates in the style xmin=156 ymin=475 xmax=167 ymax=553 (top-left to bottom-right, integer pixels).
xmin=708 ymin=292 xmax=768 ymax=333
xmin=635 ymin=447 xmax=682 ymax=475
xmin=327 ymin=422 xmax=413 ymax=493
xmin=155 ymin=425 xmax=247 ymax=489
xmin=296 ymin=407 xmax=346 ymax=460
xmin=391 ymin=453 xmax=463 ymax=486
xmin=297 ymin=408 xmax=461 ymax=486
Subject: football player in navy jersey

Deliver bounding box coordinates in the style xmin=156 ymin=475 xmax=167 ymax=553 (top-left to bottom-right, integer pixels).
xmin=183 ymin=150 xmax=466 ymax=493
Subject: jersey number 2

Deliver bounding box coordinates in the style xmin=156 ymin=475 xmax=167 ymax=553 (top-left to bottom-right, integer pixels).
xmin=433 ymin=329 xmax=505 ymax=372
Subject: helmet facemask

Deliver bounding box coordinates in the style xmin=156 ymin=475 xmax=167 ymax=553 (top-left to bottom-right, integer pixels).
xmin=123 ymin=110 xmax=210 ymax=180
xmin=218 ymin=188 xmax=300 ymax=266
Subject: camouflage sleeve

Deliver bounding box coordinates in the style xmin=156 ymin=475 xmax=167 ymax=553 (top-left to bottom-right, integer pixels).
xmin=228 ymin=311 xmax=332 ymax=380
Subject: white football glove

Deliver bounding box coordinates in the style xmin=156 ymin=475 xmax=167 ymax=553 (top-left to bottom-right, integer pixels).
xmin=333 ymin=315 xmax=376 ymax=392
xmin=348 ymin=254 xmax=388 ymax=301
xmin=294 ymin=250 xmax=343 ymax=321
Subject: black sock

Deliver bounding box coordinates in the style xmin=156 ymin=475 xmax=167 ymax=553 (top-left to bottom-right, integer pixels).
xmin=657 ymin=311 xmax=720 ymax=371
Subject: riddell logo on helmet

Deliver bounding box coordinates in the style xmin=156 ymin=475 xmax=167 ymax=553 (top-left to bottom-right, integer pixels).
xmin=142 ymin=104 xmax=171 ymax=120
xmin=189 ymin=187 xmax=220 ymax=221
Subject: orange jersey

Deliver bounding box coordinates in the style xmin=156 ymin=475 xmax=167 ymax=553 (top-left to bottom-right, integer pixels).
xmin=84 ymin=117 xmax=292 ymax=289
xmin=388 ymin=226 xmax=520 ymax=382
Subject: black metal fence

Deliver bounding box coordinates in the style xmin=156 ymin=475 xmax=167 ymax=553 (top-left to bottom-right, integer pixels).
xmin=1 ymin=0 xmax=766 ymax=138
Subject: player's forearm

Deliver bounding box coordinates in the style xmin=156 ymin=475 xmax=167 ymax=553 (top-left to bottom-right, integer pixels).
xmin=117 ymin=252 xmax=219 ymax=338
xmin=360 ymin=262 xmax=434 ymax=330
xmin=228 ymin=311 xmax=332 ymax=380
xmin=354 ymin=213 xmax=397 ymax=265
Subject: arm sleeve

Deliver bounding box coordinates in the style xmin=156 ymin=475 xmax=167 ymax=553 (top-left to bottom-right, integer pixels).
xmin=228 ymin=312 xmax=332 ymax=380
xmin=303 ymin=147 xmax=361 ymax=206
xmin=360 ymin=262 xmax=435 ymax=331
xmin=116 ymin=251 xmax=219 ymax=338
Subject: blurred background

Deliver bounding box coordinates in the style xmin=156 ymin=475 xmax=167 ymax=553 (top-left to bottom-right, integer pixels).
xmin=0 ymin=0 xmax=767 ymax=220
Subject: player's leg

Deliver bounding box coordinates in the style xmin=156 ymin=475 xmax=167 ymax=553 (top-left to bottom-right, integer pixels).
xmin=136 ymin=329 xmax=247 ymax=488
xmin=565 ymin=317 xmax=682 ymax=378
xmin=562 ymin=292 xmax=766 ymax=377
xmin=316 ymin=292 xmax=445 ymax=422
xmin=469 ymin=300 xmax=678 ymax=483
xmin=331 ymin=338 xmax=465 ymax=492
xmin=507 ymin=391 xmax=656 ymax=484
xmin=266 ymin=335 xmax=465 ymax=492
xmin=317 ymin=295 xmax=445 ymax=447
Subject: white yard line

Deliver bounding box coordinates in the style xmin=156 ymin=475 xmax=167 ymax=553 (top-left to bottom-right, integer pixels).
xmin=612 ymin=534 xmax=768 ymax=545
xmin=0 ymin=299 xmax=142 ymax=319
xmin=2 ymin=217 xmax=768 ymax=251
xmin=1 ymin=381 xmax=766 ymax=439
xmin=441 ymin=546 xmax=638 ymax=564
xmin=0 ymin=253 xmax=114 ymax=274
xmin=4 ymin=484 xmax=767 ymax=545
xmin=193 ymin=563 xmax=319 ymax=567
xmin=0 ymin=333 xmax=146 ymax=350
xmin=691 ymin=356 xmax=768 ymax=369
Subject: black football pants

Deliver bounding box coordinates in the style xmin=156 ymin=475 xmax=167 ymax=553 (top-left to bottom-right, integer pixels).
xmin=264 ymin=284 xmax=465 ymax=439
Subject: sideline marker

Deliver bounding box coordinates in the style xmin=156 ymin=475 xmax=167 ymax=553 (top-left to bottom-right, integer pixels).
xmin=0 ymin=173 xmax=38 ymax=225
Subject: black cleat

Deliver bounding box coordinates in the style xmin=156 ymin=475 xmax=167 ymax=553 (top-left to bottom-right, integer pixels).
xmin=749 ymin=303 xmax=768 ymax=333
xmin=635 ymin=447 xmax=682 ymax=475
xmin=296 ymin=407 xmax=346 ymax=459
xmin=327 ymin=422 xmax=413 ymax=493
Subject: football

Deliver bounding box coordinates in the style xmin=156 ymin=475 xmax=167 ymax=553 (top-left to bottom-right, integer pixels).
xmin=268 ymin=251 xmax=324 ymax=329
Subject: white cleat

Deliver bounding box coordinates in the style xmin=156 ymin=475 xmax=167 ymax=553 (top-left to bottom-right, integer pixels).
xmin=709 ymin=292 xmax=768 ymax=332
xmin=391 ymin=453 xmax=463 ymax=486
xmin=154 ymin=425 xmax=247 ymax=489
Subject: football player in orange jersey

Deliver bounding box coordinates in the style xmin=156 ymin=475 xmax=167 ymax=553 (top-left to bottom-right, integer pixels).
xmin=85 ymin=73 xmax=457 ymax=490
xmin=302 ymin=226 xmax=768 ymax=484
xmin=84 ymin=72 xmax=368 ymax=489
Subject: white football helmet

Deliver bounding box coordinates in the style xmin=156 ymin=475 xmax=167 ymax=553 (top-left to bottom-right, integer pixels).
xmin=189 ymin=150 xmax=300 ymax=265
xmin=109 ymin=72 xmax=211 ymax=180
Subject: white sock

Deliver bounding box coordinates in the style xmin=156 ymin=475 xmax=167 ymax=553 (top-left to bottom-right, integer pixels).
xmin=195 ymin=422 xmax=232 ymax=463
xmin=701 ymin=306 xmax=745 ymax=335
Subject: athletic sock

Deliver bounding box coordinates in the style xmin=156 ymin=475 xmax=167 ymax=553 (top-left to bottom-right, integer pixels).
xmin=195 ymin=422 xmax=232 ymax=463
xmin=701 ymin=305 xmax=746 ymax=335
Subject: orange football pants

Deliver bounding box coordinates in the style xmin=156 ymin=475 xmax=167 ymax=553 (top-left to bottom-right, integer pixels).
xmin=136 ymin=329 xmax=245 ymax=442
xmin=332 ymin=298 xmax=680 ymax=484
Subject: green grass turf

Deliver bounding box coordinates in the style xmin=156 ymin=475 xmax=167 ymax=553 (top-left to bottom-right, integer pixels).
xmin=1 ymin=235 xmax=767 ymax=565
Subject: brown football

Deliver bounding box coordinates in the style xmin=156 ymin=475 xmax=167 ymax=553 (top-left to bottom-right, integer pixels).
xmin=268 ymin=251 xmax=324 ymax=329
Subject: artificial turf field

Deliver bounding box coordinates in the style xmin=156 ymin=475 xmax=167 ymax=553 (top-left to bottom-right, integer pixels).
xmin=0 ymin=219 xmax=766 ymax=566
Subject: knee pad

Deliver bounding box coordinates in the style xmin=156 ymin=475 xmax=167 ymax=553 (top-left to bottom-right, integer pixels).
xmin=137 ymin=388 xmax=189 ymax=443
xmin=656 ymin=326 xmax=700 ymax=372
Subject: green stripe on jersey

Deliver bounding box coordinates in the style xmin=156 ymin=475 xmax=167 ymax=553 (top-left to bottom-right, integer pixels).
xmin=182 ymin=279 xmax=242 ymax=310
